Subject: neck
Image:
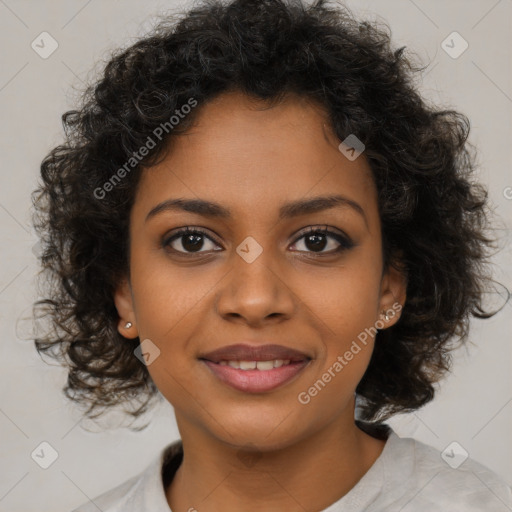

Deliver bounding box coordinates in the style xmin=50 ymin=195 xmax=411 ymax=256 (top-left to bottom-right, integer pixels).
xmin=166 ymin=403 xmax=387 ymax=512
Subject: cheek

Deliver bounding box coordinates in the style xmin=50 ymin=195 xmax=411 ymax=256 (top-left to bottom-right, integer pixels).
xmin=303 ymin=250 xmax=383 ymax=334
xmin=300 ymin=248 xmax=382 ymax=385
xmin=129 ymin=252 xmax=214 ymax=339
xmin=127 ymin=253 xmax=223 ymax=395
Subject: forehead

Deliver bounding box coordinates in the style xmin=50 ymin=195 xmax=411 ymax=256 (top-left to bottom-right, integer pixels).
xmin=133 ymin=90 xmax=378 ymax=224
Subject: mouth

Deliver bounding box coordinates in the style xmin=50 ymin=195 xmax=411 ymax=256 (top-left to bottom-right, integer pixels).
xmin=199 ymin=343 xmax=312 ymax=393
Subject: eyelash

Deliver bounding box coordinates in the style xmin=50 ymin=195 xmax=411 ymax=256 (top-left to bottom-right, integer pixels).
xmin=162 ymin=225 xmax=355 ymax=257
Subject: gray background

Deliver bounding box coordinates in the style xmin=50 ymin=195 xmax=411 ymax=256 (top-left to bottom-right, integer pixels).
xmin=0 ymin=1 xmax=511 ymax=511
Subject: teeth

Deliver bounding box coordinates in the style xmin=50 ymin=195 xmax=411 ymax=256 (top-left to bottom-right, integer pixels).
xmin=256 ymin=360 xmax=274 ymax=370
xmin=218 ymin=359 xmax=294 ymax=370
xmin=240 ymin=361 xmax=257 ymax=370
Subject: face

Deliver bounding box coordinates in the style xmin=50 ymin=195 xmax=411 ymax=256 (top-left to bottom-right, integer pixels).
xmin=115 ymin=91 xmax=405 ymax=451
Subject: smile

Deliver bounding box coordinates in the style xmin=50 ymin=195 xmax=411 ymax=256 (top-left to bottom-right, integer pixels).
xmin=217 ymin=359 xmax=292 ymax=369
xmin=201 ymin=359 xmax=310 ymax=393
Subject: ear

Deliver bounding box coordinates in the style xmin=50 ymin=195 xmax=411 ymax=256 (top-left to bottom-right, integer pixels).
xmin=377 ymin=260 xmax=407 ymax=329
xmin=114 ymin=277 xmax=138 ymax=339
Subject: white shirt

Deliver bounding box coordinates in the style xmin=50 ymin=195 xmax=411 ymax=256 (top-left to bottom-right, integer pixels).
xmin=71 ymin=429 xmax=512 ymax=511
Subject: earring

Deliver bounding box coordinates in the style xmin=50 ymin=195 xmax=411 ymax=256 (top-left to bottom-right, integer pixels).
xmin=381 ymin=311 xmax=390 ymax=321
xmin=125 ymin=322 xmax=132 ymax=329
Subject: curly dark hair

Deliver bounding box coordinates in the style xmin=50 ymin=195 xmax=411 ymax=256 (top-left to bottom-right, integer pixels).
xmin=31 ymin=0 xmax=503 ymax=427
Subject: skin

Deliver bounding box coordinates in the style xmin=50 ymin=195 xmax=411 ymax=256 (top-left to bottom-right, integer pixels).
xmin=114 ymin=90 xmax=407 ymax=512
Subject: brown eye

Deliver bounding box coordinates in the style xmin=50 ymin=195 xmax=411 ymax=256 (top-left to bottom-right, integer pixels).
xmin=290 ymin=226 xmax=354 ymax=254
xmin=163 ymin=227 xmax=222 ymax=254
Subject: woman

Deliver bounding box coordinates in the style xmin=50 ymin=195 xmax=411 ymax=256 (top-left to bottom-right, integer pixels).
xmin=32 ymin=0 xmax=512 ymax=510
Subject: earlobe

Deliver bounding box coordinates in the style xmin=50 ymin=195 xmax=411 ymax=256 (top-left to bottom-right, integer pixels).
xmin=379 ymin=262 xmax=407 ymax=328
xmin=114 ymin=277 xmax=138 ymax=338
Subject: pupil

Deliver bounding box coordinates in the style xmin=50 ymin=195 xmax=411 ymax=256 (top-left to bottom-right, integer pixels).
xmin=306 ymin=233 xmax=326 ymax=252
xmin=183 ymin=234 xmax=203 ymax=252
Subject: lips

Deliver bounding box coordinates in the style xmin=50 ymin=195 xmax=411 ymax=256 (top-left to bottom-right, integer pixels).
xmin=199 ymin=343 xmax=312 ymax=393
xmin=199 ymin=343 xmax=310 ymax=363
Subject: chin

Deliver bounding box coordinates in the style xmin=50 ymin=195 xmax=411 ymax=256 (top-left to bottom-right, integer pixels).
xmin=209 ymin=415 xmax=309 ymax=454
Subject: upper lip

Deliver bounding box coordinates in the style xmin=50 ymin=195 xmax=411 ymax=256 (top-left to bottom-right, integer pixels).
xmin=199 ymin=344 xmax=311 ymax=363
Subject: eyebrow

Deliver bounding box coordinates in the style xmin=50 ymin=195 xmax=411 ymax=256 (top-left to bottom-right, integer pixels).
xmin=145 ymin=194 xmax=368 ymax=226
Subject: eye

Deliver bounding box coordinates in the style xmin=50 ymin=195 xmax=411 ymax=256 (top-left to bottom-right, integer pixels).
xmin=289 ymin=225 xmax=354 ymax=254
xmin=162 ymin=227 xmax=222 ymax=255
xmin=162 ymin=225 xmax=354 ymax=257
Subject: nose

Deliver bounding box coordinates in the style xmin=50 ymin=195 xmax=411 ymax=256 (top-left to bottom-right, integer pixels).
xmin=214 ymin=247 xmax=296 ymax=328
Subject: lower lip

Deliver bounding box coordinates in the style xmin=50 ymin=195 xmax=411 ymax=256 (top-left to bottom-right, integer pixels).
xmin=201 ymin=360 xmax=310 ymax=393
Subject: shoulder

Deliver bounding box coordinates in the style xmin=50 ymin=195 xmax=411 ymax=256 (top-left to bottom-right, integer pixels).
xmin=69 ymin=440 xmax=183 ymax=512
xmin=380 ymin=432 xmax=512 ymax=511
xmin=70 ymin=472 xmax=142 ymax=512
